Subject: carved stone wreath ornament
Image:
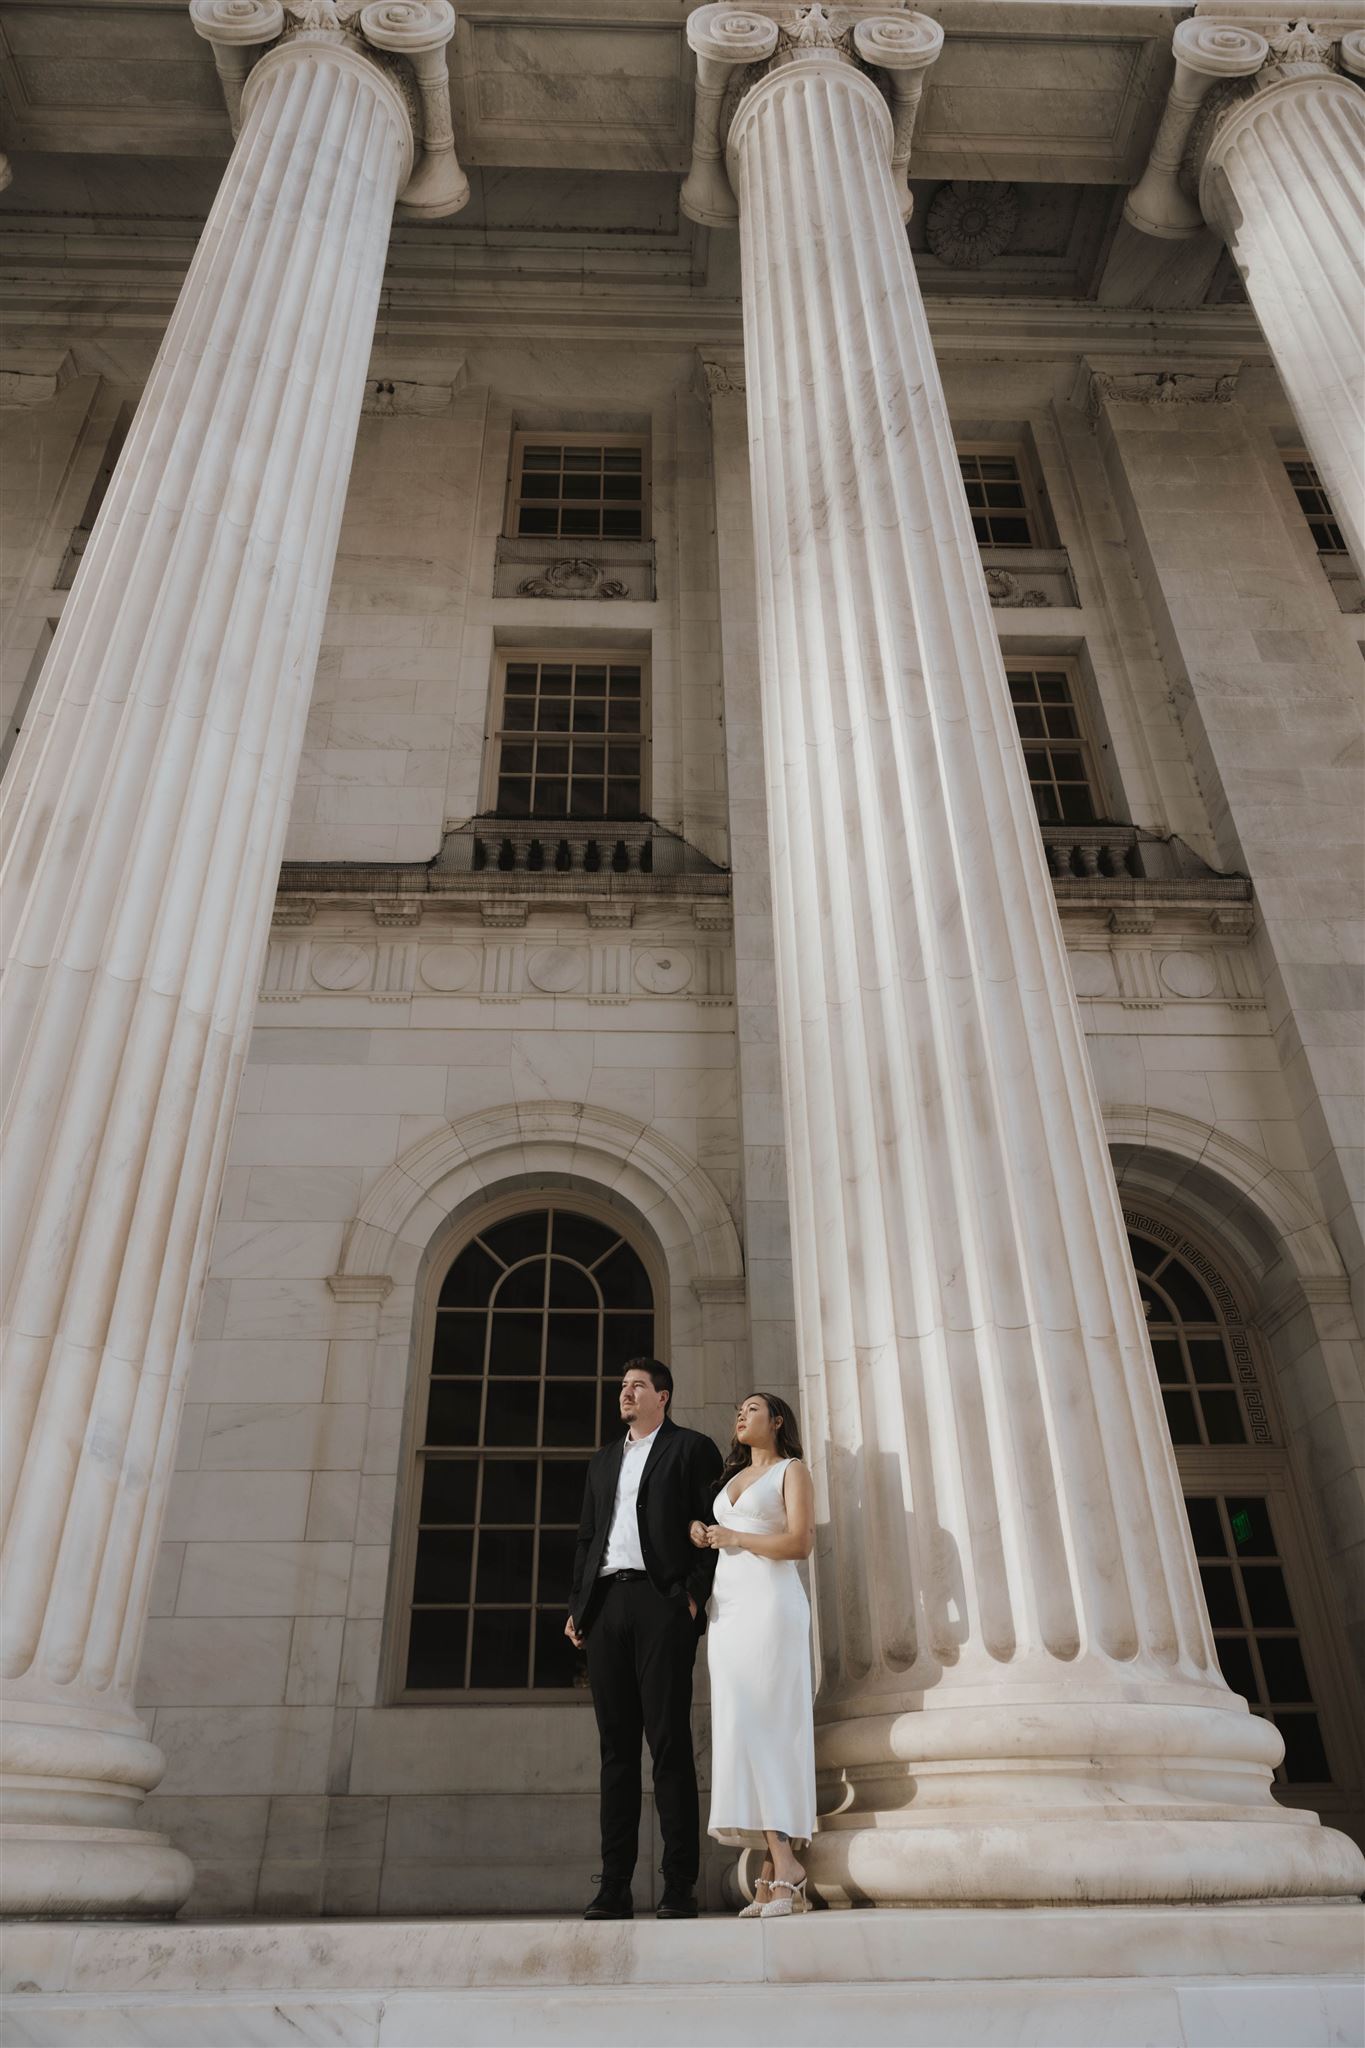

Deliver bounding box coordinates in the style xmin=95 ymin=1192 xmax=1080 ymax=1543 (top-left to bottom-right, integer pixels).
xmin=985 ymin=568 xmax=1048 ymax=608
xmin=516 ymin=559 xmax=630 ymax=600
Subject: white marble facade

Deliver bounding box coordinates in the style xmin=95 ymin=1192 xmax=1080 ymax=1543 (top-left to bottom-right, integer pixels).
xmin=1 ymin=0 xmax=1363 ymax=1935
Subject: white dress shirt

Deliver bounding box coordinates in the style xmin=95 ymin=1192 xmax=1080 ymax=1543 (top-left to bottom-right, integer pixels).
xmin=599 ymin=1424 xmax=661 ymax=1574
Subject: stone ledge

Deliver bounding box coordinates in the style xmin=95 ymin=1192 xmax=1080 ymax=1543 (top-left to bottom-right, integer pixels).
xmin=5 ymin=1903 xmax=1361 ymax=1995
xmin=3 ymin=1908 xmax=1362 ymax=2047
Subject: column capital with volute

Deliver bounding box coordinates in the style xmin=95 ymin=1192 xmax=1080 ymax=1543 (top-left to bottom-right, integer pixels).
xmin=1125 ymin=11 xmax=1364 ymax=238
xmin=191 ymin=0 xmax=469 ymax=217
xmin=1124 ymin=7 xmax=1365 ymax=572
xmin=681 ymin=3 xmax=942 ymax=226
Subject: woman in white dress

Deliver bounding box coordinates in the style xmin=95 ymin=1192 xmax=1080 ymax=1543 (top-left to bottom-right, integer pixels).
xmin=691 ymin=1392 xmax=816 ymax=1917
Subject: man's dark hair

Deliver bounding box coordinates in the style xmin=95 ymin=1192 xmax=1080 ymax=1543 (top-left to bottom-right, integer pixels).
xmin=624 ymin=1356 xmax=673 ymax=1409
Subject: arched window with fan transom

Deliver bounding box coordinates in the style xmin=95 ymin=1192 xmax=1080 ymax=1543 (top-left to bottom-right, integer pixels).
xmin=395 ymin=1201 xmax=659 ymax=1697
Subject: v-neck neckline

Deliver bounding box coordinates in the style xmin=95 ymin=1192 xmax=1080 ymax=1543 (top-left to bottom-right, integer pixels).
xmin=725 ymin=1458 xmax=785 ymax=1508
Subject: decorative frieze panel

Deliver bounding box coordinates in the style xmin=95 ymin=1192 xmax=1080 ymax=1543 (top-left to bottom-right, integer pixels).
xmin=982 ymin=555 xmax=1076 ymax=609
xmin=259 ymin=928 xmax=736 ymax=1007
xmin=1065 ymin=931 xmax=1265 ymax=1013
xmin=492 ymin=535 xmax=655 ymax=602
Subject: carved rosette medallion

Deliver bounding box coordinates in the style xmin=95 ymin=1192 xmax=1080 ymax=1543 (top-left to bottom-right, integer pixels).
xmin=924 ymin=180 xmax=1021 ymax=266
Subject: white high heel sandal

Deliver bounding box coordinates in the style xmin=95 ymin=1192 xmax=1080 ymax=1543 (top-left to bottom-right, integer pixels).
xmin=759 ymin=1876 xmax=809 ymax=1918
xmin=737 ymin=1875 xmax=772 ymax=1918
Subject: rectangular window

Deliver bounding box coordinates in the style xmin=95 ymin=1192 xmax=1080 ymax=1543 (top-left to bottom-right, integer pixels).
xmin=490 ymin=654 xmax=646 ymax=821
xmin=958 ymin=445 xmax=1044 ymax=549
xmin=1283 ymin=454 xmax=1346 ymax=555
xmin=508 ymin=434 xmax=648 ymax=542
xmin=1006 ymin=662 xmax=1100 ymax=826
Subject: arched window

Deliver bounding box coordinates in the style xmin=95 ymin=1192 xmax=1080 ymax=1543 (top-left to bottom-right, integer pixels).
xmin=398 ymin=1203 xmax=656 ymax=1696
xmin=1128 ymin=1216 xmax=1362 ymax=1829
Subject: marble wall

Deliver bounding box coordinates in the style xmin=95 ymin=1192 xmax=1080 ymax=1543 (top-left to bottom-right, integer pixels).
xmin=3 ymin=324 xmax=1361 ymax=1914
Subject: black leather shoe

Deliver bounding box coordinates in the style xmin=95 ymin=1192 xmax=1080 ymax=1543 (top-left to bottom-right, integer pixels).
xmin=583 ymin=1880 xmax=634 ymax=1920
xmin=656 ymin=1884 xmax=699 ymax=1918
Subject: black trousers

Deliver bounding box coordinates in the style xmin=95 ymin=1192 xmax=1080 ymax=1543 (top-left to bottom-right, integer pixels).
xmin=584 ymin=1575 xmax=700 ymax=1888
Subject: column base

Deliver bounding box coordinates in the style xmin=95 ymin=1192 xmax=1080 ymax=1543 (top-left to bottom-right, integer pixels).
xmin=808 ymin=1815 xmax=1365 ymax=1908
xmin=810 ymin=1697 xmax=1365 ymax=1905
xmin=1 ymin=1823 xmax=193 ymax=1919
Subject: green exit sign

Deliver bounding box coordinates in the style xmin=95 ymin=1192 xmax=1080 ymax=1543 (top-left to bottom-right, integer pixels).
xmin=1231 ymin=1509 xmax=1253 ymax=1546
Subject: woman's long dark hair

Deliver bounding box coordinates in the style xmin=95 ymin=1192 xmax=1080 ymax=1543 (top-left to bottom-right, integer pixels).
xmin=720 ymin=1392 xmax=804 ymax=1487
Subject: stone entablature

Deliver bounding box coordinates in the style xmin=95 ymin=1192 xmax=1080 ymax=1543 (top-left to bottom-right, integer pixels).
xmin=260 ymin=920 xmax=737 ymax=1007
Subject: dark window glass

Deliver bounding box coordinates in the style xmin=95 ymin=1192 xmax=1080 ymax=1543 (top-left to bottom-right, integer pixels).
xmin=475 ymin=1528 xmax=534 ymax=1604
xmin=484 ymin=1379 xmax=540 ymax=1445
xmin=482 ymin=1213 xmax=549 ymax=1264
xmin=406 ymin=1610 xmax=468 ymax=1689
xmin=541 ymin=1459 xmax=590 ymax=1524
xmin=1242 ymin=1566 xmax=1295 ymax=1629
xmin=545 ymin=1312 xmax=599 ymax=1379
xmin=414 ymin=1529 xmax=473 ymax=1604
xmin=1162 ymin=1389 xmax=1200 ymax=1445
xmin=420 ymin=1459 xmax=478 ymax=1525
xmin=1007 ymin=665 xmax=1099 ymax=827
xmin=1155 ymin=1261 xmax=1215 ymax=1323
xmin=1258 ymin=1636 xmax=1313 ymax=1704
xmin=548 ymin=1259 xmax=598 ymax=1309
xmin=1200 ymin=1392 xmax=1247 ymax=1446
xmin=1187 ymin=1339 xmax=1233 ymax=1384
xmin=1226 ymin=1497 xmax=1275 ymax=1556
xmin=1179 ymin=1488 xmax=1334 ymax=1789
xmin=488 ymin=1314 xmax=543 ymax=1378
xmin=594 ymin=1242 xmax=654 ymax=1309
xmin=470 ymin=1610 xmax=531 ymax=1688
xmin=543 ymin=1381 xmax=598 ymax=1447
xmin=551 ymin=1211 xmax=620 ymax=1265
xmin=481 ymin=1460 xmax=538 ymax=1524
xmin=431 ymin=1313 xmax=486 ymax=1376
xmin=1184 ymin=1496 xmax=1226 ymax=1557
xmin=511 ymin=441 xmax=647 ymax=543
xmin=426 ymin=1380 xmax=482 ymax=1446
xmin=1214 ymin=1634 xmax=1257 ymax=1698
xmin=1135 ymin=1233 xmax=1254 ymax=1449
xmin=1276 ymin=1713 xmax=1330 ymax=1783
xmin=537 ymin=1527 xmax=578 ymax=1601
xmin=492 ymin=658 xmax=647 ymax=819
xmin=1284 ymin=458 xmax=1346 ymax=556
xmin=406 ymin=1208 xmax=652 ymax=1691
xmin=958 ymin=451 xmax=1041 ymax=546
xmin=439 ymin=1241 xmax=503 ymax=1307
xmin=1198 ymin=1563 xmax=1242 ymax=1629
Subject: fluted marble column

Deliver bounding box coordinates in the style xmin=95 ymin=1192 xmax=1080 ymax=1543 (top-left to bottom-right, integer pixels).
xmin=687 ymin=1 xmax=1365 ymax=1905
xmin=0 ymin=0 xmax=461 ymax=1917
xmin=1126 ymin=16 xmax=1365 ymax=572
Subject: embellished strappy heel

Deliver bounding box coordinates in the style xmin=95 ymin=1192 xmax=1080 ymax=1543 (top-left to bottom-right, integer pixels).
xmin=759 ymin=1875 xmax=809 ymax=1918
xmin=737 ymin=1879 xmax=772 ymax=1918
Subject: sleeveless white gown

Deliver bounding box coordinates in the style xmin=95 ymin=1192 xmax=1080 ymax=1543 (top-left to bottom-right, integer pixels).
xmin=705 ymin=1457 xmax=816 ymax=1849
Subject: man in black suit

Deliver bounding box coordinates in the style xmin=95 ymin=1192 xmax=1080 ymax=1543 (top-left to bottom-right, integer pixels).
xmin=566 ymin=1357 xmax=723 ymax=1920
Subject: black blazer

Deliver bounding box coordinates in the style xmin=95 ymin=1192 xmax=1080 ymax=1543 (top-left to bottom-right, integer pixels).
xmin=570 ymin=1414 xmax=724 ymax=1633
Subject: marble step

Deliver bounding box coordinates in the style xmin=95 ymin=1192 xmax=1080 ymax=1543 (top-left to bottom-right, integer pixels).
xmin=4 ymin=1904 xmax=1362 ymax=2047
